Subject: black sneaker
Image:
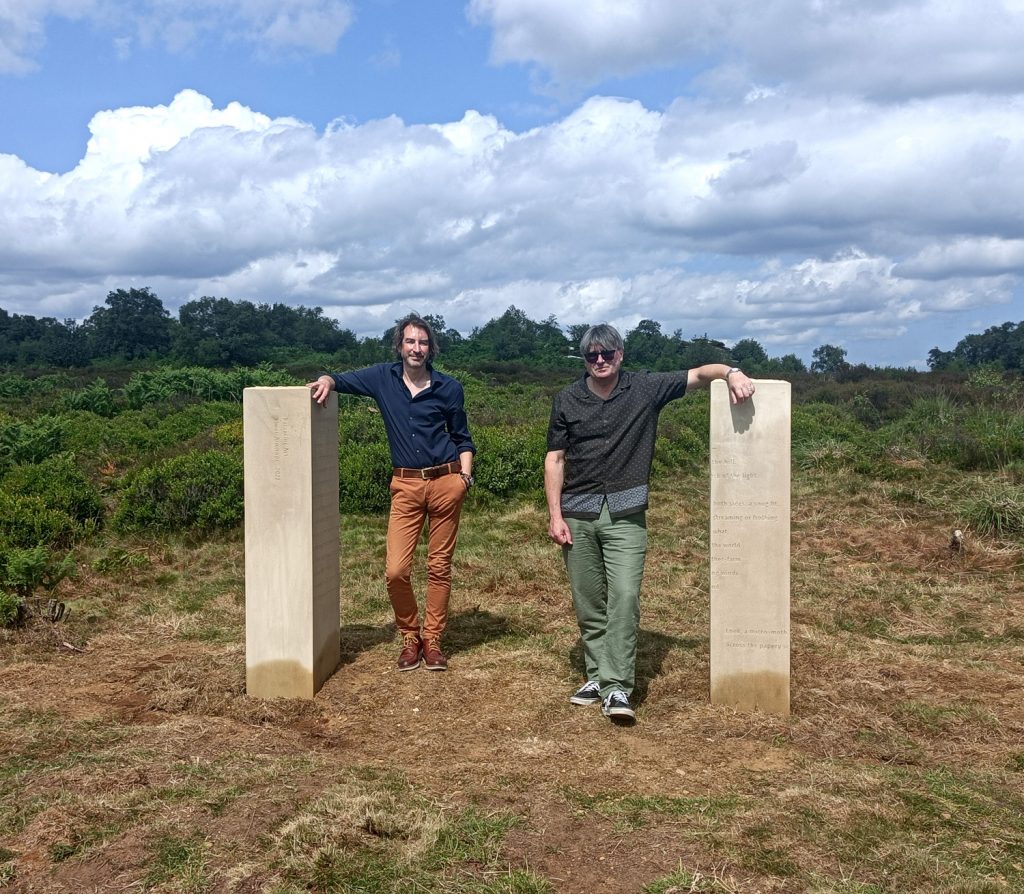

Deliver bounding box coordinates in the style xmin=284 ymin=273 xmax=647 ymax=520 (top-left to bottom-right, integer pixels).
xmin=569 ymin=680 xmax=601 ymax=706
xmin=601 ymin=690 xmax=636 ymax=722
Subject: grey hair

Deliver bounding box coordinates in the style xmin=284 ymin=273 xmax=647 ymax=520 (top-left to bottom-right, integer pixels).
xmin=579 ymin=323 xmax=624 ymax=356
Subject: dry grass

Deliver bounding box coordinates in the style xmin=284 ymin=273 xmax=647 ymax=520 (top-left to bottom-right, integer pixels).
xmin=1 ymin=465 xmax=1023 ymax=893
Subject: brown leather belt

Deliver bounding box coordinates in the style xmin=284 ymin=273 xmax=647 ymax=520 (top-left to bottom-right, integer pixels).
xmin=392 ymin=460 xmax=461 ymax=480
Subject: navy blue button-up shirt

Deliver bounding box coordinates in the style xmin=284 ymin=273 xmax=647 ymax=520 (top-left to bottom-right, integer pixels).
xmin=329 ymin=362 xmax=476 ymax=469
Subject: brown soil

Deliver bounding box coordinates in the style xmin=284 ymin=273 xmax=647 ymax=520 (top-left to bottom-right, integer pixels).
xmin=2 ymin=491 xmax=1023 ymax=893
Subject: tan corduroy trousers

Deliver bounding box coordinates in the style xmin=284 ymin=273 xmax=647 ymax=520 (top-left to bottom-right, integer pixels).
xmin=385 ymin=472 xmax=467 ymax=639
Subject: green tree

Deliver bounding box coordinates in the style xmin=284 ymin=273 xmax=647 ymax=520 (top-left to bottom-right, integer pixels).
xmin=763 ymin=353 xmax=807 ymax=375
xmin=566 ymin=323 xmax=591 ymax=352
xmin=679 ymin=335 xmax=730 ymax=368
xmin=175 ymin=297 xmax=265 ymax=366
xmin=730 ymin=338 xmax=769 ymax=371
xmin=928 ymin=320 xmax=1024 ymax=371
xmin=85 ymin=287 xmax=172 ymax=361
xmin=39 ymin=319 xmax=91 ymax=367
xmin=810 ymin=343 xmax=849 ymax=376
xmin=625 ymin=320 xmax=671 ymax=367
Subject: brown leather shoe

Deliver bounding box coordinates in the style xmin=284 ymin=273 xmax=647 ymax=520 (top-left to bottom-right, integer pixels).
xmin=397 ymin=633 xmax=422 ymax=671
xmin=422 ymin=637 xmax=448 ymax=671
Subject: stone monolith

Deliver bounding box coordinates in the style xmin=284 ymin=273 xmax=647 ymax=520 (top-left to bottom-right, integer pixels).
xmin=244 ymin=387 xmax=340 ymax=698
xmin=709 ymin=379 xmax=791 ymax=714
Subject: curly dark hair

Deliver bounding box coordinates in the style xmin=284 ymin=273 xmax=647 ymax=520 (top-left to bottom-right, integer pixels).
xmin=392 ymin=313 xmax=438 ymax=362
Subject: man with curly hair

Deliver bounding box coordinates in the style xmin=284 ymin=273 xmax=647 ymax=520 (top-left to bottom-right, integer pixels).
xmin=310 ymin=314 xmax=476 ymax=672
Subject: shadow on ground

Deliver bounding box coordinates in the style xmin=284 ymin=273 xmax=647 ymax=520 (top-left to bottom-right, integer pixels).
xmin=337 ymin=607 xmax=520 ymax=665
xmin=444 ymin=606 xmax=523 ymax=655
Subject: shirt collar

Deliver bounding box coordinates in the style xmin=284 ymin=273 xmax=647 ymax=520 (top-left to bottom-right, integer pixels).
xmin=577 ymin=368 xmax=631 ymax=398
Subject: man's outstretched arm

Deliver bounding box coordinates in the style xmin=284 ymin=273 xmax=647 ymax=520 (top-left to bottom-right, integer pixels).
xmin=687 ymin=364 xmax=756 ymax=405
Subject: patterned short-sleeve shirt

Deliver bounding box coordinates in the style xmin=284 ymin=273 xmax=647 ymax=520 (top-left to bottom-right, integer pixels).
xmin=547 ymin=369 xmax=689 ymax=519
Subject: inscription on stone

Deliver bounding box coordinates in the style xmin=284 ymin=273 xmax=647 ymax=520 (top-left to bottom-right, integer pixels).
xmin=272 ymin=415 xmax=291 ymax=481
xmin=709 ymin=380 xmax=791 ymax=715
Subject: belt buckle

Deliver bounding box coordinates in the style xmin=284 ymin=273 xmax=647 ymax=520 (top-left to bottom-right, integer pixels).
xmin=420 ymin=467 xmax=430 ymax=480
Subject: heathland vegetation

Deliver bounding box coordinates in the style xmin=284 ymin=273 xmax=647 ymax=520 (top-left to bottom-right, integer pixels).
xmin=1 ymin=292 xmax=1023 ymax=892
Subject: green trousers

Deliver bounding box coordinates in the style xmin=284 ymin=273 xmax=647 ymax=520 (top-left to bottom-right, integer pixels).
xmin=564 ymin=504 xmax=647 ymax=699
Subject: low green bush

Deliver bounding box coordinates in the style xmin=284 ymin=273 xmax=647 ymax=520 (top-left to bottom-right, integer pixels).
xmin=337 ymin=400 xmax=389 ymax=445
xmin=0 ymin=493 xmax=83 ymax=547
xmin=656 ymin=394 xmax=711 ymax=464
xmin=881 ymin=399 xmax=1024 ymax=471
xmin=112 ymin=450 xmax=244 ymax=534
xmin=0 ymin=542 xmax=78 ymax=628
xmin=59 ymin=403 xmax=241 ymax=467
xmin=334 ymin=419 xmax=547 ymax=513
xmin=0 ymin=372 xmax=70 ymax=402
xmin=0 ymin=590 xmax=19 ymax=627
xmin=122 ymin=365 xmax=295 ymax=409
xmin=0 ymin=375 xmax=34 ymax=400
xmin=338 ymin=440 xmax=393 ymax=513
xmin=472 ymin=424 xmax=546 ymax=499
xmin=792 ymin=402 xmax=865 ymax=445
xmin=2 ymin=454 xmax=103 ymax=525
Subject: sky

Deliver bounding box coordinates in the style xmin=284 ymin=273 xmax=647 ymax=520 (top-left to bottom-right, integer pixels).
xmin=3 ymin=1 xmax=1024 ymax=368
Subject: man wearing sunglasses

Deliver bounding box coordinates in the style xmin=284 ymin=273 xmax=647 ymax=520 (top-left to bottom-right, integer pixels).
xmin=545 ymin=323 xmax=755 ymax=723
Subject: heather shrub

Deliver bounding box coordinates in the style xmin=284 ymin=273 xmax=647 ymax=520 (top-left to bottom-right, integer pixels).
xmin=2 ymin=454 xmax=103 ymax=525
xmin=61 ymin=403 xmax=240 ymax=465
xmin=654 ymin=395 xmax=711 ymax=474
xmin=338 ymin=440 xmax=393 ymax=513
xmin=337 ymin=399 xmax=389 ymax=445
xmin=472 ymin=424 xmax=546 ymax=499
xmin=0 ymin=493 xmax=82 ymax=547
xmin=112 ymin=450 xmax=244 ymax=534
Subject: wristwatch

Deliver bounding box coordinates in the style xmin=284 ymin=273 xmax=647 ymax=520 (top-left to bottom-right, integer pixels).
xmin=725 ymin=367 xmax=743 ymax=379
xmin=460 ymin=472 xmax=475 ymax=488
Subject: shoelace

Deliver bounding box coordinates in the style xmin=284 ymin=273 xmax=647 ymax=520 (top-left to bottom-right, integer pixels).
xmin=605 ymin=691 xmax=628 ymax=707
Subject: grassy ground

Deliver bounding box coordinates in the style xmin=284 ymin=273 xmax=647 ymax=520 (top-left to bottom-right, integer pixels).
xmin=1 ymin=462 xmax=1022 ymax=893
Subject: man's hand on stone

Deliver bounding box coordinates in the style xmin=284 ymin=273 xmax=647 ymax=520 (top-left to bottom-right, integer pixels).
xmin=728 ymin=371 xmax=756 ymax=406
xmin=307 ymin=376 xmax=335 ymax=406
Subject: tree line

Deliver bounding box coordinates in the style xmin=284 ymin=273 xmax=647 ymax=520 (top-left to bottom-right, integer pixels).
xmin=2 ymin=287 xmax=1020 ymax=373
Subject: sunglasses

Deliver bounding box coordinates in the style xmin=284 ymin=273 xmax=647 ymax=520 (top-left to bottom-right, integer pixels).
xmin=584 ymin=349 xmax=617 ymax=363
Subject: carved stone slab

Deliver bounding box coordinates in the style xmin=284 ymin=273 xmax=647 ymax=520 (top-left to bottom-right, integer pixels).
xmin=243 ymin=387 xmax=340 ymax=698
xmin=709 ymin=379 xmax=791 ymax=715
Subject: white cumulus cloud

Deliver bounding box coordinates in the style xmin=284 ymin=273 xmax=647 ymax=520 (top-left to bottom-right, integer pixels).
xmin=468 ymin=0 xmax=1024 ymax=101
xmin=1 ymin=86 xmax=1022 ymax=366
